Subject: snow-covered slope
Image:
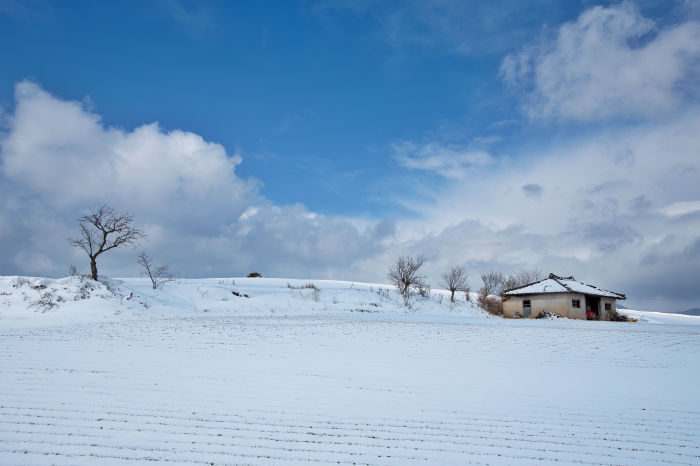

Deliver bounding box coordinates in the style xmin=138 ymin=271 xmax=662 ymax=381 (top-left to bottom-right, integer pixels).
xmin=3 ymin=275 xmax=696 ymax=325
xmin=1 ymin=276 xmax=699 ymax=464
xmin=0 ymin=276 xmax=485 ymax=326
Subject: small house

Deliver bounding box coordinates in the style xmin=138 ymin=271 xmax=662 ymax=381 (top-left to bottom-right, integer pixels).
xmin=501 ymin=273 xmax=626 ymax=320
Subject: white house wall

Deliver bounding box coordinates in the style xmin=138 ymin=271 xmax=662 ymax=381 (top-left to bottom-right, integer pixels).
xmin=503 ymin=293 xmax=609 ymax=320
xmin=599 ymin=297 xmax=618 ymax=320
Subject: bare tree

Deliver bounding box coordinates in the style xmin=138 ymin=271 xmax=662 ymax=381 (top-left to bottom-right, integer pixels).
xmin=476 ymin=268 xmax=541 ymax=317
xmin=479 ymin=270 xmax=505 ymax=296
xmin=137 ymin=252 xmax=174 ymax=289
xmin=501 ymin=273 xmax=520 ymax=292
xmin=477 ymin=270 xmax=505 ymax=316
xmin=68 ymin=205 xmax=145 ymax=280
xmin=387 ymin=255 xmax=426 ymax=306
xmin=501 ymin=269 xmax=544 ymax=293
xmin=441 ymin=266 xmax=468 ymax=303
xmin=516 ymin=269 xmax=543 ymax=287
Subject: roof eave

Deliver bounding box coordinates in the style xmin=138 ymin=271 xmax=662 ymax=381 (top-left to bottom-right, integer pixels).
xmin=503 ymin=290 xmax=626 ymax=299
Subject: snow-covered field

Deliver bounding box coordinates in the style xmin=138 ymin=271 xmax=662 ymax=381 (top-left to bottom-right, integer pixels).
xmin=1 ymin=276 xmax=699 ymax=465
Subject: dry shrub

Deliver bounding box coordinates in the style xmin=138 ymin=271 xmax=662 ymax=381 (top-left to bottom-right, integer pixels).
xmin=417 ymin=282 xmax=431 ymax=298
xmin=30 ymin=292 xmax=64 ymax=312
xmin=477 ymin=294 xmax=503 ymax=317
xmin=607 ymin=308 xmax=633 ymax=322
xmin=287 ymin=283 xmax=319 ymax=291
xmin=12 ymin=278 xmax=32 ymax=288
xmin=287 ymin=282 xmax=320 ymax=302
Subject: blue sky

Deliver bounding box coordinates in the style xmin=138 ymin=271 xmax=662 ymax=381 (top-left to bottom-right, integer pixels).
xmin=0 ymin=0 xmax=599 ymax=214
xmin=1 ymin=0 xmax=700 ymax=311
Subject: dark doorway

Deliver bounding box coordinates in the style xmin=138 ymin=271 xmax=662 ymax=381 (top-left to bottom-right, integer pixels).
xmin=585 ymin=295 xmax=600 ymax=320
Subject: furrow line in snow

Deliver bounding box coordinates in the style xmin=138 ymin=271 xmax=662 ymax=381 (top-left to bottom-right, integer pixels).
xmin=0 ymin=427 xmax=667 ymax=466
xmin=3 ymin=398 xmax=700 ymax=443
xmin=0 ymin=435 xmax=424 ymax=465
xmin=1 ymin=411 xmax=698 ymax=461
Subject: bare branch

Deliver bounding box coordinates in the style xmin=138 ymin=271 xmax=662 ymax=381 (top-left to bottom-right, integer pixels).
xmin=516 ymin=269 xmax=544 ymax=287
xmin=480 ymin=270 xmax=505 ymax=296
xmin=501 ymin=269 xmax=545 ymax=293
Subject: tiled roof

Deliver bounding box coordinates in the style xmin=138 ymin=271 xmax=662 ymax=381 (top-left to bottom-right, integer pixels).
xmin=502 ymin=273 xmax=625 ymax=299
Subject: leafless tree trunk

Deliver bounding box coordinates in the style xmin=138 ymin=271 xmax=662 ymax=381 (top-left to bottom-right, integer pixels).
xmin=68 ymin=204 xmax=145 ymax=281
xmin=441 ymin=266 xmax=468 ymax=303
xmin=387 ymin=255 xmax=426 ymax=306
xmin=137 ymin=252 xmax=174 ymax=289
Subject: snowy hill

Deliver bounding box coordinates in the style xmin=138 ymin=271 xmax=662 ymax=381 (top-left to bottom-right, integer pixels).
xmin=2 ymin=275 xmax=697 ymax=326
xmin=0 ymin=275 xmax=486 ymax=326
xmin=1 ymin=276 xmax=699 ymax=464
xmin=680 ymin=307 xmax=700 ymax=316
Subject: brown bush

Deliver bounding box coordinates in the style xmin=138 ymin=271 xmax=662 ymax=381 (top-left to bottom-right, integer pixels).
xmin=287 ymin=283 xmax=319 ymax=291
xmin=477 ymin=293 xmax=503 ymax=317
xmin=607 ymin=308 xmax=632 ymax=322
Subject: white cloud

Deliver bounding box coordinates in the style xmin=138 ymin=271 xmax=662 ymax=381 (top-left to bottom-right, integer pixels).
xmin=0 ymin=81 xmax=384 ymax=280
xmin=393 ymin=141 xmax=493 ymax=179
xmin=660 ymin=200 xmax=700 ymax=216
xmin=2 ymin=81 xmax=255 ymax=220
xmin=501 ymin=2 xmax=700 ymax=121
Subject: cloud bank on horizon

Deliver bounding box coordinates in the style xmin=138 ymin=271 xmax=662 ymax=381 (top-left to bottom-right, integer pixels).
xmin=1 ymin=1 xmax=699 ymax=311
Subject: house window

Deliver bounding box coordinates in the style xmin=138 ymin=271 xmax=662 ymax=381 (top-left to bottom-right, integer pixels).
xmin=572 ymin=299 xmax=580 ymax=308
xmin=604 ymin=303 xmax=611 ymax=311
xmin=523 ymin=300 xmax=531 ymax=310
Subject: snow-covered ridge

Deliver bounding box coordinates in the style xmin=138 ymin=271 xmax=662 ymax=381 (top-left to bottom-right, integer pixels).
xmin=1 ymin=275 xmax=698 ymax=327
xmin=0 ymin=275 xmax=482 ymax=326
